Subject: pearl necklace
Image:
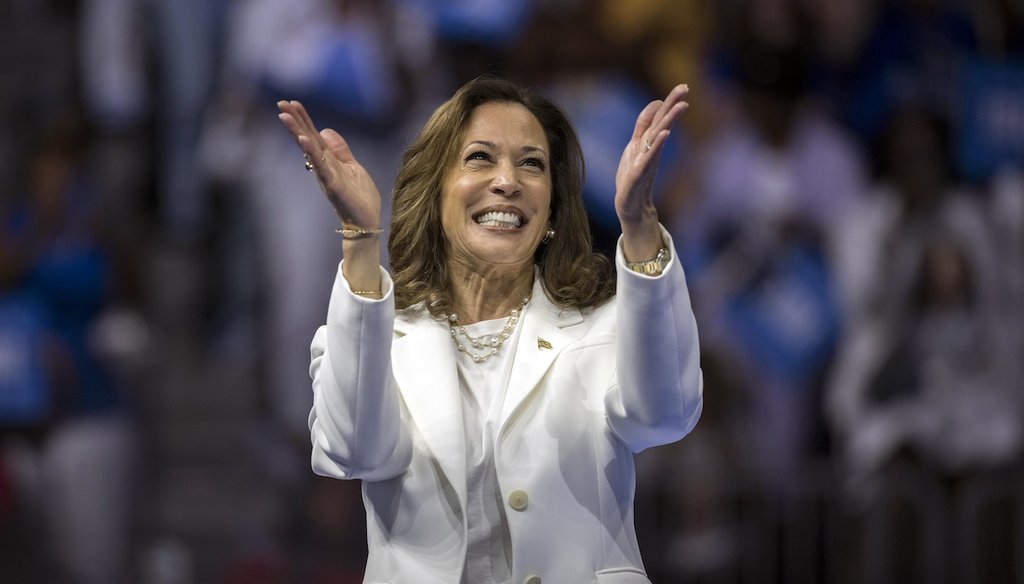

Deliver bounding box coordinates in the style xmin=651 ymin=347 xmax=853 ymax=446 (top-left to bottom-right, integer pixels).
xmin=447 ymin=296 xmax=530 ymax=363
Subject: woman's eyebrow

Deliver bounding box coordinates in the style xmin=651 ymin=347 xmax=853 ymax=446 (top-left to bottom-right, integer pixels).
xmin=465 ymin=140 xmax=547 ymax=155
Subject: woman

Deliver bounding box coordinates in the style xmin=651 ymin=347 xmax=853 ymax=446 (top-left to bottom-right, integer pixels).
xmin=277 ymin=77 xmax=702 ymax=584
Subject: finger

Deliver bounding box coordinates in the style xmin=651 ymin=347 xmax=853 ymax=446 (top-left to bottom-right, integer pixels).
xmin=633 ymin=103 xmax=686 ymax=161
xmin=277 ymin=111 xmax=309 ymax=146
xmin=631 ymin=100 xmax=662 ymax=142
xmin=290 ymin=100 xmax=325 ymax=149
xmin=278 ymin=115 xmax=323 ymax=165
xmin=277 ymin=100 xmax=313 ymax=137
xmin=277 ymin=104 xmax=321 ymax=155
xmin=645 ymin=128 xmax=672 ymax=158
xmin=278 ymin=100 xmax=325 ymax=157
xmin=648 ymin=101 xmax=689 ymax=139
xmin=664 ymin=83 xmax=689 ymax=106
xmin=649 ymin=84 xmax=689 ymax=130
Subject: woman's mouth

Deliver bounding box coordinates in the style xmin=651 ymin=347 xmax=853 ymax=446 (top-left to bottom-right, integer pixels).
xmin=474 ymin=210 xmax=523 ymax=228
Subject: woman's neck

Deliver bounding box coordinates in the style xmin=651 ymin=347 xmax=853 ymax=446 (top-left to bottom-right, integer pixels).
xmin=447 ymin=262 xmax=534 ymax=324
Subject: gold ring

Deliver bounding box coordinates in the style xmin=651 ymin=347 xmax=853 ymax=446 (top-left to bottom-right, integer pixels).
xmin=643 ymin=137 xmax=652 ymax=152
xmin=304 ymin=154 xmax=314 ymax=172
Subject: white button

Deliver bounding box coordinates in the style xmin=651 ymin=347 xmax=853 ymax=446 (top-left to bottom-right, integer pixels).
xmin=508 ymin=489 xmax=529 ymax=511
xmin=524 ymin=576 xmax=541 ymax=584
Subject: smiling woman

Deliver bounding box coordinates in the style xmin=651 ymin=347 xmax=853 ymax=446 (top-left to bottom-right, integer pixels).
xmin=388 ymin=80 xmax=618 ymax=322
xmin=276 ymin=76 xmax=703 ymax=584
xmin=438 ymin=102 xmax=553 ymax=315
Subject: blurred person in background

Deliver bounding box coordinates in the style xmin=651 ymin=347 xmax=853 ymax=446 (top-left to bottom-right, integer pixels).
xmin=830 ymin=107 xmax=1000 ymax=341
xmin=278 ymin=76 xmax=702 ymax=583
xmin=826 ymin=105 xmax=1020 ymax=583
xmin=0 ymin=115 xmax=139 ymax=583
xmin=671 ymin=1 xmax=867 ymax=501
xmin=828 ymin=236 xmax=1020 ymax=481
xmin=827 ymin=105 xmax=1016 ymax=481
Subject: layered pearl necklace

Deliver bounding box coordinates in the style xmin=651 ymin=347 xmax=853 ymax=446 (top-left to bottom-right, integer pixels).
xmin=446 ymin=296 xmax=530 ymax=363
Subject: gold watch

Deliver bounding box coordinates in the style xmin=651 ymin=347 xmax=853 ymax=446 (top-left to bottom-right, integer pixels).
xmin=626 ymin=247 xmax=671 ymax=276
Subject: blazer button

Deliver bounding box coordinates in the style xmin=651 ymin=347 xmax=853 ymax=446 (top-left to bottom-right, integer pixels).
xmin=524 ymin=576 xmax=541 ymax=584
xmin=508 ymin=490 xmax=529 ymax=511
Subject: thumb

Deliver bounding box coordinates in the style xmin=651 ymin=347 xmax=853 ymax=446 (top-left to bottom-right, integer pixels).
xmin=321 ymin=128 xmax=355 ymax=163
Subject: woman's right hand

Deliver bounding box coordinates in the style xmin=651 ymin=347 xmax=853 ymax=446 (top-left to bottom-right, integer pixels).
xmin=277 ymin=100 xmax=382 ymax=230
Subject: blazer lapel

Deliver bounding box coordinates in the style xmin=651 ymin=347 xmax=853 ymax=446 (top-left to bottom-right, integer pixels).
xmin=499 ymin=283 xmax=584 ymax=432
xmin=392 ymin=314 xmax=467 ymax=508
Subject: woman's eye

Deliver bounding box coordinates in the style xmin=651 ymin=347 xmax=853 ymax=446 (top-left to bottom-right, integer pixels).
xmin=522 ymin=157 xmax=546 ymax=170
xmin=466 ymin=151 xmax=491 ymax=162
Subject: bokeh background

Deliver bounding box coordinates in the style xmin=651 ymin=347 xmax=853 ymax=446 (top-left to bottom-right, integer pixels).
xmin=1 ymin=0 xmax=1023 ymax=582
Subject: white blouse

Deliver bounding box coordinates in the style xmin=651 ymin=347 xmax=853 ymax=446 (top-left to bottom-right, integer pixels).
xmin=454 ymin=315 xmax=525 ymax=584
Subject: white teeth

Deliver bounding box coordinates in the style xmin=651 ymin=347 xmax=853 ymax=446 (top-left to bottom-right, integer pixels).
xmin=475 ymin=211 xmax=522 ymax=228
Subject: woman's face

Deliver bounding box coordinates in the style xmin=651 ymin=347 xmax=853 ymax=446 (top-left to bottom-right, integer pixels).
xmin=440 ymin=101 xmax=552 ymax=273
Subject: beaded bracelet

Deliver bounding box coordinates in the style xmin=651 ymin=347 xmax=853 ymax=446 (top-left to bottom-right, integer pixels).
xmin=336 ymin=226 xmax=384 ymax=239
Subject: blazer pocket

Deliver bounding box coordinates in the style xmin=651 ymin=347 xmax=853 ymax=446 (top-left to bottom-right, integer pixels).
xmin=594 ymin=567 xmax=652 ymax=584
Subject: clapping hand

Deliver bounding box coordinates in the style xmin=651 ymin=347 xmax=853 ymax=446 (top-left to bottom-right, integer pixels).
xmin=613 ymin=84 xmax=689 ymax=260
xmin=277 ymin=100 xmax=382 ymax=231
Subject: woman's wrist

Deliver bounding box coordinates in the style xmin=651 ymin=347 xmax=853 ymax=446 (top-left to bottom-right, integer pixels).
xmin=341 ymin=236 xmax=382 ymax=293
xmin=619 ymin=215 xmax=663 ymax=263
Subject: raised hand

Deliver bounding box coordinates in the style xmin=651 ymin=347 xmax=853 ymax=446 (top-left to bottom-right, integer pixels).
xmin=278 ymin=100 xmax=382 ymax=293
xmin=277 ymin=100 xmax=382 ymax=230
xmin=613 ymin=84 xmax=689 ymax=261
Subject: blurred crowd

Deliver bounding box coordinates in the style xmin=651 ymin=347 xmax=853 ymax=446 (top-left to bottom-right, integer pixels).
xmin=1 ymin=0 xmax=1023 ymax=582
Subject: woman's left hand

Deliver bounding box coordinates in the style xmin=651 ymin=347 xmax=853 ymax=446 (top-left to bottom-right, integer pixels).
xmin=614 ymin=84 xmax=689 ymax=259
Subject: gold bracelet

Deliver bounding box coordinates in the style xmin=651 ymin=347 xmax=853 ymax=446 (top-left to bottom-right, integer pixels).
xmin=626 ymin=247 xmax=671 ymax=276
xmin=351 ymin=290 xmax=381 ymax=297
xmin=335 ymin=226 xmax=384 ymax=239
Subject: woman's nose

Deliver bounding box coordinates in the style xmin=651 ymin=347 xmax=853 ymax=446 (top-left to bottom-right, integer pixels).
xmin=489 ymin=161 xmax=520 ymax=197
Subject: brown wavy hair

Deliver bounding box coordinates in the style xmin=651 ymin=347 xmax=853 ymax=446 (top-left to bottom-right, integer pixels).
xmin=388 ymin=77 xmax=615 ymax=316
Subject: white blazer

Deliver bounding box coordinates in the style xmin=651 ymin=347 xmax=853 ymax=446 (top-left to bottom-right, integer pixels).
xmin=309 ymin=232 xmax=703 ymax=584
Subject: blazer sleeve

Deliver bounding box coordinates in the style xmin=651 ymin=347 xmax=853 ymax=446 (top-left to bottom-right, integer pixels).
xmin=308 ymin=262 xmax=412 ymax=481
xmin=605 ymin=226 xmax=704 ymax=452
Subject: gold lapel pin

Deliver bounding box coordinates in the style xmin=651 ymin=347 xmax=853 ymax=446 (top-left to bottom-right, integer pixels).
xmin=537 ymin=337 xmax=553 ymax=350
